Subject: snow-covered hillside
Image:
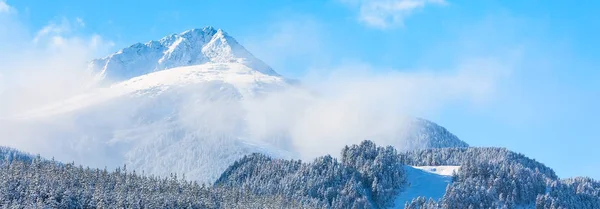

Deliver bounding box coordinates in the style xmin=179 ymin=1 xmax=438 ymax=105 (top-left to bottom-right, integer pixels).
xmin=7 ymin=63 xmax=292 ymax=182
xmin=18 ymin=63 xmax=287 ymax=119
xmin=2 ymin=27 xmax=468 ymax=183
xmin=398 ymin=118 xmax=468 ymax=151
xmin=394 ymin=166 xmax=460 ymax=208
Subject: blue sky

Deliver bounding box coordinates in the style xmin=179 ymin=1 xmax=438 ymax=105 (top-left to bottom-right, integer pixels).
xmin=2 ymin=0 xmax=599 ymax=178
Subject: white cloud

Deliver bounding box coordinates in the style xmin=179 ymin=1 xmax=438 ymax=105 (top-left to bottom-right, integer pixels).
xmin=341 ymin=0 xmax=447 ymax=29
xmin=33 ymin=19 xmax=71 ymax=44
xmin=30 ymin=17 xmax=112 ymax=50
xmin=0 ymin=12 xmax=114 ymax=117
xmin=237 ymin=12 xmax=517 ymax=158
xmin=0 ymin=0 xmax=13 ymax=14
xmin=240 ymin=58 xmax=507 ymax=159
xmin=0 ymin=9 xmax=116 ymax=162
xmin=76 ymin=17 xmax=85 ymax=27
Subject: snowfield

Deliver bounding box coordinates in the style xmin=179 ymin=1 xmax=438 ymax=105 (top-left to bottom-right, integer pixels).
xmin=16 ymin=63 xmax=287 ymax=119
xmin=412 ymin=165 xmax=461 ymax=176
xmin=394 ymin=165 xmax=460 ymax=208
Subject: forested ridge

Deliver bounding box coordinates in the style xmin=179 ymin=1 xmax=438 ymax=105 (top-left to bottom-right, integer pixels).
xmin=399 ymin=147 xmax=557 ymax=179
xmin=216 ymin=141 xmax=406 ymax=208
xmin=0 ymin=142 xmax=598 ymax=209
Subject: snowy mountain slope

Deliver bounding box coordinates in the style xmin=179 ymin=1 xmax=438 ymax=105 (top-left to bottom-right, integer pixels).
xmin=89 ymin=26 xmax=278 ymax=82
xmin=4 ymin=63 xmax=293 ymax=183
xmin=17 ymin=63 xmax=287 ymax=119
xmin=398 ymin=118 xmax=468 ymax=152
xmin=3 ymin=27 xmax=468 ymax=183
xmin=412 ymin=165 xmax=460 ymax=176
xmin=394 ymin=166 xmax=459 ymax=208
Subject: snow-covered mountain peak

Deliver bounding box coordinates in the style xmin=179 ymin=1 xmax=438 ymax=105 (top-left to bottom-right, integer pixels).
xmin=9 ymin=27 xmax=470 ymax=183
xmin=181 ymin=26 xmax=219 ymax=37
xmin=90 ymin=26 xmax=277 ymax=82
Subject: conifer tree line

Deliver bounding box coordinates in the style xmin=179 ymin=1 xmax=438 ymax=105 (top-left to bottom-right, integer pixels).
xmin=0 ymin=148 xmax=314 ymax=208
xmin=0 ymin=142 xmax=599 ymax=208
xmin=216 ymin=140 xmax=407 ymax=208
xmin=398 ymin=147 xmax=557 ymax=179
xmin=402 ymin=148 xmax=600 ymax=209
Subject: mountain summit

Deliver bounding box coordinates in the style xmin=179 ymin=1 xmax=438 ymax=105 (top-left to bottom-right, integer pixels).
xmin=89 ymin=26 xmax=278 ymax=81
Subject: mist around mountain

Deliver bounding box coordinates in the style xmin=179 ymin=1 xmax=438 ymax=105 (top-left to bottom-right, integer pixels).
xmin=2 ymin=27 xmax=469 ymax=184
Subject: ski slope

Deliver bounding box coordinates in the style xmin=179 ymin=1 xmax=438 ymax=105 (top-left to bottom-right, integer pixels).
xmin=394 ymin=165 xmax=460 ymax=208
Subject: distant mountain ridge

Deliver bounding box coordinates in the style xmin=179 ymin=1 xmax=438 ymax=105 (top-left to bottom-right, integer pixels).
xmin=89 ymin=26 xmax=278 ymax=82
xmin=400 ymin=118 xmax=468 ymax=151
xmin=0 ymin=146 xmax=35 ymax=164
